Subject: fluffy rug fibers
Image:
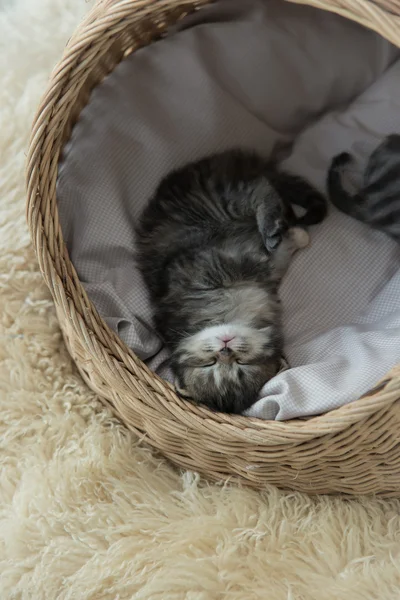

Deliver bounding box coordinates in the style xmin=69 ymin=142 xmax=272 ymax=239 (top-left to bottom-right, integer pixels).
xmin=1 ymin=1 xmax=400 ymax=598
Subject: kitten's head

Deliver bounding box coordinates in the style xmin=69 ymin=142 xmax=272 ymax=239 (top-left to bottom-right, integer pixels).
xmin=170 ymin=324 xmax=281 ymax=414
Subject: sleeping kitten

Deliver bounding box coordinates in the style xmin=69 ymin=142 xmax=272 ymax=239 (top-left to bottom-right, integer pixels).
xmin=136 ymin=149 xmax=327 ymax=414
xmin=328 ymin=134 xmax=400 ymax=241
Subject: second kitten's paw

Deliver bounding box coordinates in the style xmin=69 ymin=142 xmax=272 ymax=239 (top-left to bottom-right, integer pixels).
xmin=289 ymin=227 xmax=310 ymax=249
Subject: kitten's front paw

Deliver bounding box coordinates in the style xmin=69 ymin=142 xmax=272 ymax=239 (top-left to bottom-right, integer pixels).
xmin=264 ymin=217 xmax=286 ymax=252
xmin=289 ymin=227 xmax=310 ymax=250
xmin=265 ymin=232 xmax=282 ymax=252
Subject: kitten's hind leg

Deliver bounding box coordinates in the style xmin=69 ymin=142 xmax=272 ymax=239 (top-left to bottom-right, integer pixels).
xmin=268 ymin=169 xmax=327 ymax=226
xmin=271 ymin=227 xmax=310 ymax=281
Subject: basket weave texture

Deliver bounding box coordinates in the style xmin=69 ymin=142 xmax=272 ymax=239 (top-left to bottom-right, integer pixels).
xmin=27 ymin=0 xmax=400 ymax=496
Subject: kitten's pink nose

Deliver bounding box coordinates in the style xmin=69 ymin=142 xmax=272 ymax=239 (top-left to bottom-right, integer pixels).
xmin=219 ymin=335 xmax=235 ymax=344
xmin=218 ymin=335 xmax=235 ymax=348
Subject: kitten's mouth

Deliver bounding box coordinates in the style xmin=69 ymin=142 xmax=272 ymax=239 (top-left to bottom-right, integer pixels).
xmin=217 ymin=347 xmax=235 ymax=364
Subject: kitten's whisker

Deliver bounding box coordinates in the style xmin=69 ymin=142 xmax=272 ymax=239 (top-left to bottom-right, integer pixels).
xmin=169 ymin=328 xmax=191 ymax=338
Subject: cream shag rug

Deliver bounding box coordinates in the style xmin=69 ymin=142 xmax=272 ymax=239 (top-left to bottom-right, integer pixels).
xmin=1 ymin=1 xmax=400 ymax=598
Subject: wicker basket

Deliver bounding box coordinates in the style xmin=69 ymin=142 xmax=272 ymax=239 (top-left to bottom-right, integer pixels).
xmin=27 ymin=0 xmax=400 ymax=496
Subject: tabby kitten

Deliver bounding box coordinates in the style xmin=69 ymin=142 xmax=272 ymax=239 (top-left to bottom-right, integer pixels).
xmin=328 ymin=134 xmax=400 ymax=241
xmin=136 ymin=149 xmax=327 ymax=414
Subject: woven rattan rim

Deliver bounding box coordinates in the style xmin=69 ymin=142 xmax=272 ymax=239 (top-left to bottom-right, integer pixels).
xmin=26 ymin=0 xmax=400 ymax=492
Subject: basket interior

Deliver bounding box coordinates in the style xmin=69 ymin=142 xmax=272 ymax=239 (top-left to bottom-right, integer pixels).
xmin=56 ymin=0 xmax=400 ymax=422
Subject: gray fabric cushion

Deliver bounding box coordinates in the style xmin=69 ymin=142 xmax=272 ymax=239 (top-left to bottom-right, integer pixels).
xmin=57 ymin=0 xmax=400 ymax=419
